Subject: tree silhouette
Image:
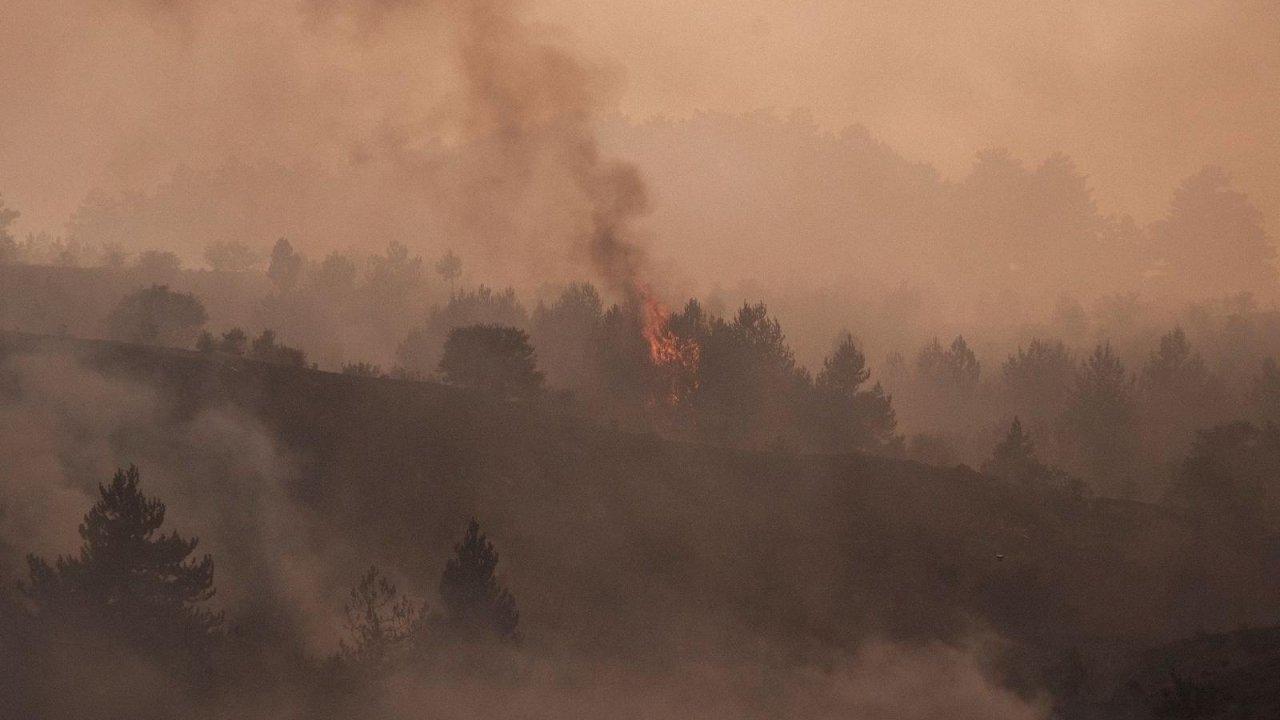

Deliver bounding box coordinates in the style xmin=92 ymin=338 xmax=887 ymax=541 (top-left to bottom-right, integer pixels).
xmin=365 ymin=241 xmax=425 ymax=307
xmin=341 ymin=361 xmax=385 ymax=378
xmin=913 ymin=335 xmax=982 ymax=433
xmin=917 ymin=336 xmax=980 ymax=390
xmin=692 ymin=302 xmax=806 ymax=446
xmin=25 ymin=466 xmax=221 ymax=656
xmin=267 ymin=237 xmax=305 ymax=293
xmin=1064 ymin=343 xmax=1136 ymax=494
xmin=435 ymin=249 xmax=462 ymax=287
xmin=203 ymin=240 xmax=259 ymax=272
xmin=999 ymin=339 xmax=1074 ymax=465
xmin=106 ymin=284 xmax=208 ymax=346
xmin=397 ymin=285 xmax=528 ymax=376
xmin=813 ymin=332 xmax=897 ymax=452
xmin=0 ymin=193 xmax=19 ymax=264
xmin=438 ymin=324 xmax=543 ymax=400
xmin=1052 ymin=295 xmax=1089 ymax=338
xmin=1002 ymin=339 xmax=1074 ymax=420
xmin=133 ymin=249 xmax=183 ymax=282
xmin=1155 ymin=670 xmax=1228 ymax=720
xmin=593 ymin=301 xmax=659 ymax=420
xmin=730 ymin=303 xmax=795 ymax=373
xmin=1140 ymin=327 xmax=1225 ymax=459
xmin=993 ymin=417 xmax=1034 ymax=463
xmin=196 ymin=331 xmax=215 ymax=354
xmin=219 ymin=327 xmax=248 ymax=355
xmin=1165 ymin=422 xmax=1280 ymax=535
xmin=249 ymin=329 xmax=307 ymax=367
xmin=99 ymin=242 xmax=129 ymax=268
xmin=1250 ymin=357 xmax=1280 ymax=425
xmin=531 ymin=283 xmax=605 ymax=392
xmin=197 ymin=327 xmax=248 ymax=355
xmin=908 ymin=432 xmax=958 ymax=466
xmin=1143 ymin=328 xmax=1206 ymax=389
xmin=816 ymin=332 xmax=871 ymax=396
xmin=1149 ymin=166 xmax=1275 ymax=298
xmin=340 ymin=566 xmax=419 ymax=666
xmin=438 ymin=519 xmax=519 ymax=643
xmin=312 ymin=251 xmax=359 ymax=297
xmin=983 ymin=418 xmax=1051 ymax=485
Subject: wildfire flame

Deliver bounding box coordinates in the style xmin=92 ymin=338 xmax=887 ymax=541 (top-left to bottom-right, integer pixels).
xmin=641 ymin=294 xmax=680 ymax=365
xmin=638 ymin=284 xmax=701 ymax=403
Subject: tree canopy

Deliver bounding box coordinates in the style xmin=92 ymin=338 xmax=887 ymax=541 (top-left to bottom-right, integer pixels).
xmin=25 ymin=466 xmax=221 ymax=657
xmin=438 ymin=324 xmax=543 ymax=400
xmin=204 ymin=240 xmax=259 ymax=272
xmin=438 ymin=519 xmax=520 ymax=643
xmin=106 ymin=284 xmax=208 ymax=345
xmin=0 ymin=193 xmax=19 ymax=264
xmin=267 ymin=237 xmax=305 ymax=293
xmin=398 ymin=285 xmax=529 ymax=376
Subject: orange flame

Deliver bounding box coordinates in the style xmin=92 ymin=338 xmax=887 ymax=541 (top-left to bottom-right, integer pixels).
xmin=638 ymin=285 xmax=701 ymax=403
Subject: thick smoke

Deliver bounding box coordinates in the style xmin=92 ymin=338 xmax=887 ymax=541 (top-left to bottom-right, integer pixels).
xmin=309 ymin=0 xmax=656 ymax=295
xmin=0 ymin=351 xmax=342 ymax=648
xmin=0 ymin=0 xmax=655 ymax=295
xmin=406 ymin=0 xmax=655 ymax=294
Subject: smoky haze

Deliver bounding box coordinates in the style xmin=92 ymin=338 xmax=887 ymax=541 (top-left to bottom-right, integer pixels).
xmin=6 ymin=2 xmax=1280 ymax=719
xmin=3 ymin=0 xmax=1278 ymax=301
xmin=1 ymin=0 xmax=658 ymax=294
xmin=536 ymin=0 xmax=1280 ymax=222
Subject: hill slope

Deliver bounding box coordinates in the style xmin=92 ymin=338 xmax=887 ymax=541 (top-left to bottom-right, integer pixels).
xmin=3 ymin=330 xmax=1280 ymax=715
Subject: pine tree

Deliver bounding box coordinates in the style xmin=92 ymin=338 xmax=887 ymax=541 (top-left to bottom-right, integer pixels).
xmin=995 ymin=417 xmax=1035 ymax=464
xmin=984 ymin=418 xmax=1046 ymax=483
xmin=267 ymin=237 xmax=304 ymax=292
xmin=25 ymin=466 xmax=221 ymax=655
xmin=435 ymin=249 xmax=462 ymax=287
xmin=438 ymin=519 xmax=519 ymax=643
xmin=1251 ymin=357 xmax=1280 ymax=423
xmin=340 ymin=566 xmax=419 ymax=666
xmin=813 ymin=333 xmax=898 ymax=452
xmin=1065 ymin=343 xmax=1137 ymax=493
xmin=0 ymin=193 xmax=20 ymax=264
xmin=816 ymin=332 xmax=870 ymax=396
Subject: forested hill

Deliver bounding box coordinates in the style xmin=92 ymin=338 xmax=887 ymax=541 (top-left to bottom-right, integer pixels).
xmin=4 ymin=329 xmax=1280 ymax=716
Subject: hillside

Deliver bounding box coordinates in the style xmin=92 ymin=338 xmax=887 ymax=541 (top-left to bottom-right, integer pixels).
xmin=4 ymin=330 xmax=1280 ymax=716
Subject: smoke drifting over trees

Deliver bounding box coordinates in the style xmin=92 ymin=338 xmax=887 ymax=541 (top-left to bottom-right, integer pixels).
xmin=5 ymin=1 xmax=1277 ymax=309
xmin=5 ymin=0 xmax=1280 ymax=717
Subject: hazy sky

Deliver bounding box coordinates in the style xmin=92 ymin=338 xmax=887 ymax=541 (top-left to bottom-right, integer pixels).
xmin=530 ymin=0 xmax=1280 ymax=220
xmin=1 ymin=0 xmax=1276 ymax=243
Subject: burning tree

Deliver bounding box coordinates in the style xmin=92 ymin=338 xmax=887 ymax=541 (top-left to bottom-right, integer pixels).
xmin=638 ymin=285 xmax=703 ymax=406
